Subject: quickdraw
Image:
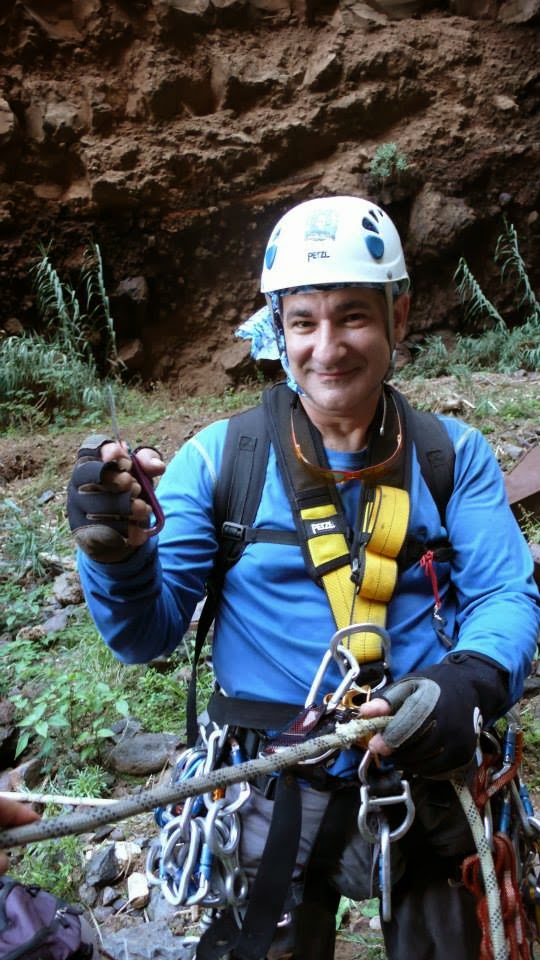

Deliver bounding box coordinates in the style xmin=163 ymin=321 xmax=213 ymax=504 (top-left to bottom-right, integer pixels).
xmin=356 ymin=750 xmax=415 ymax=922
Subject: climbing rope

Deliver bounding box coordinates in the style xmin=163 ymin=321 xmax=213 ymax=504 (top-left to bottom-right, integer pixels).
xmin=453 ymin=777 xmax=509 ymax=960
xmin=0 ymin=715 xmax=389 ymax=848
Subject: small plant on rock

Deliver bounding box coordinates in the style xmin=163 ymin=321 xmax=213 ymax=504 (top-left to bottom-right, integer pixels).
xmin=401 ymin=219 xmax=540 ymax=378
xmin=369 ymin=142 xmax=409 ymax=183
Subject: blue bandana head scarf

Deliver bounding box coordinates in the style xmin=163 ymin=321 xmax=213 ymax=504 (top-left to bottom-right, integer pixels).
xmin=235 ymin=293 xmax=298 ymax=392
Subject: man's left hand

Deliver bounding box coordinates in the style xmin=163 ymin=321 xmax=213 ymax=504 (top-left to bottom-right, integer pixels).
xmin=360 ymin=653 xmax=509 ymax=778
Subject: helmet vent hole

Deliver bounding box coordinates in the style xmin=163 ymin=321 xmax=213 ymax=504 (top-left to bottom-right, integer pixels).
xmin=362 ymin=217 xmax=379 ymax=233
xmin=365 ymin=234 xmax=385 ymax=260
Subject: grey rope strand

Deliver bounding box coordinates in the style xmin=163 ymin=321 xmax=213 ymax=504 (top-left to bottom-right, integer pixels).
xmin=0 ymin=717 xmax=388 ymax=849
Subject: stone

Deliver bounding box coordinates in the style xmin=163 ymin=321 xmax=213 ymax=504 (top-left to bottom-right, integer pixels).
xmin=115 ymin=276 xmax=149 ymax=305
xmin=407 ymin=185 xmax=477 ymax=259
xmin=106 ymin=732 xmax=181 ymax=775
xmin=91 ymin=172 xmax=137 ymax=207
xmin=0 ymin=99 xmax=17 ymax=144
xmin=303 ymin=50 xmax=342 ymax=91
xmin=370 ymin=0 xmax=433 ymax=16
xmin=102 ymin=920 xmax=198 ymax=960
xmin=53 ymin=571 xmax=84 ymax=606
xmin=8 ymin=757 xmax=43 ymax=789
xmin=41 ymin=609 xmax=70 ymax=634
xmin=127 ymin=871 xmax=150 ymax=908
xmin=340 ymin=0 xmax=389 ymax=25
xmin=3 ymin=318 xmax=23 ymax=335
xmin=114 ymin=840 xmax=142 ymax=863
xmin=101 ymin=886 xmax=119 ymax=907
xmin=493 ymin=94 xmax=518 ymax=113
xmin=85 ymin=844 xmax=122 ymax=888
xmin=498 ymin=0 xmax=540 ymax=22
xmin=42 ymin=100 xmax=86 ymax=145
xmin=118 ymin=338 xmax=145 ymax=371
xmin=219 ymin=339 xmax=254 ymax=380
xmin=449 ymin=0 xmax=498 ymax=15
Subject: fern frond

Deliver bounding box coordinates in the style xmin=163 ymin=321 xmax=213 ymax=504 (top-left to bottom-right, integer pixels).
xmin=495 ymin=220 xmax=540 ymax=321
xmin=454 ymin=258 xmax=505 ymax=326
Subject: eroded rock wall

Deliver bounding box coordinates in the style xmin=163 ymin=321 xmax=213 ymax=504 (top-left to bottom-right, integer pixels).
xmin=0 ymin=0 xmax=538 ymax=391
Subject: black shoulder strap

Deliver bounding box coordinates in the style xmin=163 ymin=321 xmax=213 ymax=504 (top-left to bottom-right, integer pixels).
xmin=382 ymin=386 xmax=456 ymax=527
xmin=213 ymin=402 xmax=272 ymax=572
xmin=408 ymin=407 xmax=455 ymax=526
xmin=187 ymin=399 xmax=276 ymax=745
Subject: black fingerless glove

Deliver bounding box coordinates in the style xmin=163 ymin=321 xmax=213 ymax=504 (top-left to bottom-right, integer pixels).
xmin=380 ymin=653 xmax=510 ymax=778
xmin=67 ymin=434 xmax=136 ymax=563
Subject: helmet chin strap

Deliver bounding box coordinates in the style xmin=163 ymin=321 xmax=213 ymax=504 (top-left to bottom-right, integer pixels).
xmin=383 ymin=282 xmax=396 ymax=382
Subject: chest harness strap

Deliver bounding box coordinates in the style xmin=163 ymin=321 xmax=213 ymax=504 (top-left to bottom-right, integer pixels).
xmin=265 ymin=385 xmax=410 ymax=676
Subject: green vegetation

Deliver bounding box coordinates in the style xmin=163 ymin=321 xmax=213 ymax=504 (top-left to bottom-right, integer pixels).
xmin=336 ymin=897 xmax=385 ymax=958
xmin=369 ymin=142 xmax=409 ymax=183
xmin=16 ymin=832 xmax=85 ymax=900
xmin=0 ymin=499 xmax=71 ymax=581
xmin=0 ymin=243 xmax=123 ymax=430
xmin=0 ymin=591 xmax=213 ymax=770
xmin=401 ymin=219 xmax=540 ymax=379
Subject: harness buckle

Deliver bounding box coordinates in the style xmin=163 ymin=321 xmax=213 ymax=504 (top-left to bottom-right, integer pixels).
xmin=221 ymin=521 xmax=246 ymax=542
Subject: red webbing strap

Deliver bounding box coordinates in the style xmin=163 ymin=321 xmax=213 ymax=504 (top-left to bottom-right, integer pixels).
xmin=462 ymin=833 xmax=532 ymax=960
xmin=420 ymin=550 xmax=442 ymax=611
xmin=472 ymin=732 xmax=524 ymax=811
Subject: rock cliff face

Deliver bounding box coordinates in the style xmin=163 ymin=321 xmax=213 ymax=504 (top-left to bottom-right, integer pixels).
xmin=0 ymin=0 xmax=538 ymax=392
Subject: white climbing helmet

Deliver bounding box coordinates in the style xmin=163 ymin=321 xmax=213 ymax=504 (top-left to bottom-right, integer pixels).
xmin=260 ymin=195 xmax=409 ymax=294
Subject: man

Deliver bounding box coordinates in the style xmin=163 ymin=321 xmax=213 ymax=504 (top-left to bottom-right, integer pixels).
xmin=68 ymin=196 xmax=539 ymax=959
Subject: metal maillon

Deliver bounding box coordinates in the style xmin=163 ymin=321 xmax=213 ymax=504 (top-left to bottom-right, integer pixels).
xmin=146 ymin=724 xmax=250 ymax=919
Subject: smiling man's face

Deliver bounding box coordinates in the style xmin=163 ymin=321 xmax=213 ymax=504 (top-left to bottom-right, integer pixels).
xmin=281 ymin=287 xmax=409 ymax=426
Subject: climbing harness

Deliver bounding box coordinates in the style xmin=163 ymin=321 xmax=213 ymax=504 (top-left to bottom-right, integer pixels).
xmin=186 ymin=381 xmax=455 ymax=743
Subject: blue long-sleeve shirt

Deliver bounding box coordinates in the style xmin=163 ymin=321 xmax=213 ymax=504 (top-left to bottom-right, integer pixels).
xmin=78 ymin=412 xmax=539 ymax=708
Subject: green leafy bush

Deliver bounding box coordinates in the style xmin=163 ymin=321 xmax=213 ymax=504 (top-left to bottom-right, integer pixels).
xmin=0 ymin=499 xmax=70 ymax=581
xmin=17 ymin=832 xmax=85 ymax=901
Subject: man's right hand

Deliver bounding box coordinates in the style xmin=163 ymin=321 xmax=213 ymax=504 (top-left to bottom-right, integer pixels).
xmin=67 ymin=435 xmax=165 ymax=563
xmin=0 ymin=797 xmax=40 ymax=874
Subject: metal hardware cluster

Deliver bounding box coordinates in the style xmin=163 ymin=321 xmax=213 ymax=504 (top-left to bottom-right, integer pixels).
xmin=146 ymin=725 xmax=250 ymax=922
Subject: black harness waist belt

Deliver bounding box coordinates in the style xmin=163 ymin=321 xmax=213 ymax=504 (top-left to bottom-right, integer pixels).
xmin=207 ymin=690 xmax=302 ymax=731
